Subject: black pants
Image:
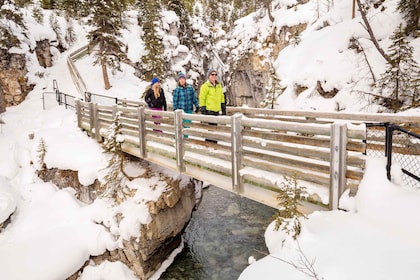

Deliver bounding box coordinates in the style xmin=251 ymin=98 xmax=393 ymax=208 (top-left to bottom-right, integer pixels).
xmin=205 ymin=110 xmax=219 ymax=143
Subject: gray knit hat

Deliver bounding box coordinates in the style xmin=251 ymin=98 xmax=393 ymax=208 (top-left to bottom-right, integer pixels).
xmin=206 ymin=69 xmax=217 ymax=78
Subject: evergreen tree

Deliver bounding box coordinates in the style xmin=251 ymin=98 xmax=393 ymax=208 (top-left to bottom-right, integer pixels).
xmin=12 ymin=0 xmax=32 ymax=7
xmin=137 ymin=0 xmax=165 ymax=80
xmin=397 ymin=0 xmax=420 ymax=37
xmin=207 ymin=0 xmax=219 ymax=22
xmin=40 ymin=0 xmax=56 ymax=9
xmin=37 ymin=138 xmax=48 ymax=170
xmin=54 ymin=0 xmax=87 ymax=18
xmin=64 ymin=15 xmax=77 ymax=47
xmin=273 ymin=175 xmax=307 ymax=240
xmin=165 ymin=0 xmax=194 ymax=47
xmin=101 ymin=112 xmax=125 ymax=198
xmin=0 ymin=0 xmax=25 ymax=50
xmin=375 ymin=24 xmax=420 ymax=110
xmin=49 ymin=12 xmax=62 ymax=45
xmin=50 ymin=0 xmax=82 ymax=46
xmin=32 ymin=2 xmax=44 ymax=24
xmin=85 ymin=0 xmax=129 ymax=90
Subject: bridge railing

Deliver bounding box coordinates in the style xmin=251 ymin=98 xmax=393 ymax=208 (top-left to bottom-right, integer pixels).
xmin=365 ymin=122 xmax=420 ymax=188
xmin=67 ymin=45 xmax=89 ymax=97
xmin=75 ymin=100 xmax=368 ymax=211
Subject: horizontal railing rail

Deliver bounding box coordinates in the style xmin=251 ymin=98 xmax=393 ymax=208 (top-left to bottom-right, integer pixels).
xmin=67 ymin=45 xmax=89 ymax=97
xmin=227 ymin=107 xmax=420 ymax=125
xmin=85 ymin=91 xmax=118 ymax=105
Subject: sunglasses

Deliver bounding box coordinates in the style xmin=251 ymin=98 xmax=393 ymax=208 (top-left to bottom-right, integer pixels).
xmin=210 ymin=73 xmax=217 ymax=76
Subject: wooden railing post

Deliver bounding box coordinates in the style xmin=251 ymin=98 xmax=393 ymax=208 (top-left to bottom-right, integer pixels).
xmin=174 ymin=110 xmax=185 ymax=172
xmin=88 ymin=102 xmax=95 ymax=138
xmin=94 ymin=103 xmax=101 ymax=142
xmin=231 ymin=113 xmax=243 ymax=193
xmin=329 ymin=123 xmax=347 ymax=210
xmin=112 ymin=104 xmax=117 ymax=119
xmin=75 ymin=99 xmax=81 ymax=128
xmin=138 ymin=107 xmax=146 ymax=158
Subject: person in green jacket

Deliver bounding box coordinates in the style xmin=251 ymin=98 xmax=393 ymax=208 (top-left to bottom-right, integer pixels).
xmin=199 ymin=69 xmax=226 ymax=116
xmin=199 ymin=69 xmax=226 ymax=143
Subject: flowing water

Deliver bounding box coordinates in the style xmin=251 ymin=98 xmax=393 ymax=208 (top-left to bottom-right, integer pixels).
xmin=160 ymin=185 xmax=278 ymax=280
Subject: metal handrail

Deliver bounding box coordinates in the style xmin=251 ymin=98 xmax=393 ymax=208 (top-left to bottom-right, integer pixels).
xmin=385 ymin=123 xmax=420 ymax=187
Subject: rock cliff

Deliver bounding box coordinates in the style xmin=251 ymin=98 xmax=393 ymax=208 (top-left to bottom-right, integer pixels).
xmin=37 ymin=161 xmax=198 ymax=279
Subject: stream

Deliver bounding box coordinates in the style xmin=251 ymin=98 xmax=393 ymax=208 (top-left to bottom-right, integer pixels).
xmin=160 ymin=185 xmax=277 ymax=280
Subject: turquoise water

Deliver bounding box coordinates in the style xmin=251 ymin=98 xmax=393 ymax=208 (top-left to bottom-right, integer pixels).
xmin=160 ymin=185 xmax=277 ymax=280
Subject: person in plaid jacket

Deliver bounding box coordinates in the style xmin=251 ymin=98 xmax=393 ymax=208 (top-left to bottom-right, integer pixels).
xmin=172 ymin=72 xmax=200 ymax=117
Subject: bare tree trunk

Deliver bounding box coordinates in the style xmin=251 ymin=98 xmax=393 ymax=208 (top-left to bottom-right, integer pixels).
xmin=352 ymin=0 xmax=356 ymax=18
xmin=356 ymin=0 xmax=390 ymax=63
xmin=102 ymin=60 xmax=111 ymax=90
xmin=264 ymin=0 xmax=274 ymax=22
xmin=354 ymin=38 xmax=376 ymax=82
xmin=395 ymin=69 xmax=399 ymax=101
xmin=99 ymin=42 xmax=111 ymax=90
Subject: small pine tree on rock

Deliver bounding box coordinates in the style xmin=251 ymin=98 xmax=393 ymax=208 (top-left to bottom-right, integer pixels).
xmin=37 ymin=138 xmax=48 ymax=170
xmin=273 ymin=175 xmax=307 ymax=240
xmin=290 ymin=30 xmax=302 ymax=46
xmin=100 ymin=112 xmax=126 ymax=198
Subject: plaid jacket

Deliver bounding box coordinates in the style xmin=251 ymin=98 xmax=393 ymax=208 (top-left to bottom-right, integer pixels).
xmin=172 ymin=84 xmax=199 ymax=113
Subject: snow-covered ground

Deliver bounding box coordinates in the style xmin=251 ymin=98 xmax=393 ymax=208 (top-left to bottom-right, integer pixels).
xmin=1 ymin=0 xmax=420 ymax=279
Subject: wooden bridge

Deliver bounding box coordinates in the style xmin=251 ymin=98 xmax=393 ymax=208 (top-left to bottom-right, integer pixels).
xmin=67 ymin=46 xmax=420 ymax=213
xmin=72 ymin=99 xmax=420 ymax=213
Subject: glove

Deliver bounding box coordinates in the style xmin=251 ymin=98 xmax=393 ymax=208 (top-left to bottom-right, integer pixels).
xmin=221 ymin=103 xmax=226 ymax=115
xmin=200 ymin=106 xmax=207 ymax=114
xmin=195 ymin=107 xmax=200 ymax=113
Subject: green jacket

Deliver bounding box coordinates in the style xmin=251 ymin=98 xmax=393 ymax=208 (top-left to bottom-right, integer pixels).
xmin=199 ymin=80 xmax=225 ymax=112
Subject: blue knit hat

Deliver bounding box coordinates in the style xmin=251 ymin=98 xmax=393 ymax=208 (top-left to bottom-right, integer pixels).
xmin=177 ymin=72 xmax=186 ymax=81
xmin=151 ymin=77 xmax=160 ymax=86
